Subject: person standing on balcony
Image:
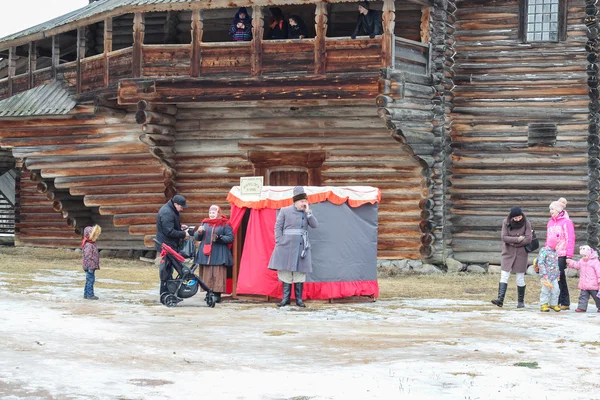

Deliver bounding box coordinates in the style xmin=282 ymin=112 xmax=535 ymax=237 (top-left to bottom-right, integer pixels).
xmin=288 ymin=15 xmax=308 ymax=39
xmin=268 ymin=7 xmax=288 ymax=39
xmin=351 ymin=1 xmax=382 ymax=39
xmin=229 ymin=7 xmax=252 ymax=42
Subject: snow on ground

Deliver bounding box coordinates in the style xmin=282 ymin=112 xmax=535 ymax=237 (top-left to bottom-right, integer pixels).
xmin=1 ymin=273 xmax=599 ymax=400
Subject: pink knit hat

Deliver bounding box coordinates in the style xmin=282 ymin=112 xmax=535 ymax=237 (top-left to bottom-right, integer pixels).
xmin=579 ymin=245 xmax=598 ymax=259
xmin=549 ymin=201 xmax=564 ymax=213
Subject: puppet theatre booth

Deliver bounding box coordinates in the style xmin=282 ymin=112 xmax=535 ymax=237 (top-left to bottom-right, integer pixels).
xmin=227 ymin=186 xmax=381 ymax=301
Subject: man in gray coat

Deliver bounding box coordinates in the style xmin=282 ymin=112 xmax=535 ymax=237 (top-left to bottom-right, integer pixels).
xmin=268 ymin=186 xmax=318 ymax=307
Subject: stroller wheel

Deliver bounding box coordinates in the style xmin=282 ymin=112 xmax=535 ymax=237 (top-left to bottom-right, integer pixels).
xmin=164 ymin=294 xmax=178 ymax=308
xmin=160 ymin=293 xmax=169 ymax=305
xmin=205 ymin=292 xmax=216 ymax=308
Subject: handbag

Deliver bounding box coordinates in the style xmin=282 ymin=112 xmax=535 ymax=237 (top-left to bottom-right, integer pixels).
xmin=525 ymin=230 xmax=539 ymax=253
xmin=180 ymin=238 xmax=196 ymax=259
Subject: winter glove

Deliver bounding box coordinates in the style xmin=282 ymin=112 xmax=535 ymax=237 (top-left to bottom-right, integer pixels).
xmin=541 ymin=278 xmax=553 ymax=290
xmin=213 ymin=235 xmax=222 ymax=243
xmin=350 ymin=33 xmax=357 ymax=39
xmin=369 ymin=33 xmax=376 ymax=38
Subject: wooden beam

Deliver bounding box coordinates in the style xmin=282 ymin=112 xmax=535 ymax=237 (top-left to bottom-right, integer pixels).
xmin=103 ymin=17 xmax=112 ymax=87
xmin=190 ymin=8 xmax=202 ymax=77
xmin=7 ymin=46 xmax=15 ymax=96
xmin=314 ymin=2 xmax=327 ymax=74
xmin=118 ymin=72 xmax=380 ymax=104
xmin=51 ymin=35 xmax=60 ymax=80
xmin=251 ymin=6 xmax=264 ymax=77
xmin=382 ymin=0 xmax=395 ymax=68
xmin=132 ymin=12 xmax=145 ymax=78
xmin=28 ymin=42 xmax=36 ymax=89
xmin=76 ymin=27 xmax=86 ymax=95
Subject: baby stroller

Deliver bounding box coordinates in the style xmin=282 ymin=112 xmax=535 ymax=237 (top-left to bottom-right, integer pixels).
xmin=156 ymin=240 xmax=218 ymax=308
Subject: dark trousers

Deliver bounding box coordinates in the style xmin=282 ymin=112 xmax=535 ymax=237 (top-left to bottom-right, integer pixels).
xmin=84 ymin=270 xmax=95 ymax=297
xmin=577 ymin=290 xmax=600 ymax=311
xmin=558 ymin=256 xmax=570 ymax=306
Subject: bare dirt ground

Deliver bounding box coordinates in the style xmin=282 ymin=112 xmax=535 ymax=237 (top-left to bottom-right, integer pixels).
xmin=1 ymin=246 xmax=599 ymax=400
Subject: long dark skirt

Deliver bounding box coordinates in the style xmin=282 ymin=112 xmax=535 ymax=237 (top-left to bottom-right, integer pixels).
xmin=198 ymin=264 xmax=227 ymax=293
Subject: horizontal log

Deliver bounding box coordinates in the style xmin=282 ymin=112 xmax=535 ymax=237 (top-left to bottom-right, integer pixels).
xmin=135 ymin=110 xmax=177 ymax=125
xmin=137 ymin=100 xmax=178 ymax=115
xmin=139 ymin=133 xmax=175 ymax=146
xmin=118 ymin=73 xmax=380 ymax=104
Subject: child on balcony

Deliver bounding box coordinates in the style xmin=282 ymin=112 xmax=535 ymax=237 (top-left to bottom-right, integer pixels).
xmin=229 ymin=7 xmax=252 ymax=42
xmin=567 ymin=245 xmax=600 ymax=313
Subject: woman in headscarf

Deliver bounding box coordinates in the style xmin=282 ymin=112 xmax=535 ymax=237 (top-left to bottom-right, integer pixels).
xmin=492 ymin=206 xmax=532 ymax=308
xmin=228 ymin=7 xmax=252 ymax=42
xmin=194 ymin=205 xmax=234 ymax=303
xmin=288 ymin=15 xmax=308 ymax=39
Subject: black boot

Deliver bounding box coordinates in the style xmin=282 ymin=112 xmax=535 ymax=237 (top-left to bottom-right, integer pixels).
xmin=491 ymin=282 xmax=508 ymax=307
xmin=517 ymin=285 xmax=526 ymax=309
xmin=294 ymin=283 xmax=306 ymax=307
xmin=277 ymin=283 xmax=291 ymax=307
xmin=214 ymin=292 xmax=222 ymax=303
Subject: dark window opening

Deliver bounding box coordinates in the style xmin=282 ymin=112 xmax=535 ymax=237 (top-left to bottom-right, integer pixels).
xmin=528 ymin=123 xmax=557 ymax=146
xmin=327 ymin=2 xmax=383 ymax=38
xmin=202 ymin=8 xmax=252 ymax=43
xmin=112 ymin=13 xmax=134 ymax=50
xmin=394 ymin=1 xmax=427 ymax=43
xmin=59 ymin=30 xmax=78 ymax=63
xmin=263 ymin=5 xmax=316 ymax=40
xmin=86 ymin=21 xmax=104 ymax=56
xmin=143 ymin=11 xmax=184 ymax=45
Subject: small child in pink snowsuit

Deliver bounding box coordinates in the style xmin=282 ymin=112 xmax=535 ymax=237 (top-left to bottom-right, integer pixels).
xmin=566 ymin=245 xmax=600 ymax=313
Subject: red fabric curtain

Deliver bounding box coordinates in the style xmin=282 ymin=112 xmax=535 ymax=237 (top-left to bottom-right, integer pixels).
xmin=229 ymin=204 xmax=247 ymax=233
xmin=234 ymin=207 xmax=379 ymax=299
xmin=235 ymin=208 xmax=280 ymax=296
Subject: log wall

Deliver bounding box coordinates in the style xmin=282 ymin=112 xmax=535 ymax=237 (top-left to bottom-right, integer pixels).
xmin=0 ymin=110 xmax=166 ymax=249
xmin=145 ymin=101 xmax=424 ymax=259
xmin=450 ymin=0 xmax=588 ymax=263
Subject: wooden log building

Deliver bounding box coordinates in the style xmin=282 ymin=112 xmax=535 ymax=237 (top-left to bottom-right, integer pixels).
xmin=0 ymin=0 xmax=596 ymax=266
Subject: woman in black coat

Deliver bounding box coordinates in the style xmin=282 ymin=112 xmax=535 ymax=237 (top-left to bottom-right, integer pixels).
xmin=268 ymin=7 xmax=288 ymax=39
xmin=288 ymin=15 xmax=308 ymax=39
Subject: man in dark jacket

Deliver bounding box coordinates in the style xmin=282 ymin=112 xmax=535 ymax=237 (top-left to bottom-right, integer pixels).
xmin=156 ymin=194 xmax=189 ymax=302
xmin=351 ymin=1 xmax=383 ymax=39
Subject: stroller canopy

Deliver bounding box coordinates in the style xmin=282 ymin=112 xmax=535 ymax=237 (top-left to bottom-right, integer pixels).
xmin=227 ymin=186 xmax=381 ymax=300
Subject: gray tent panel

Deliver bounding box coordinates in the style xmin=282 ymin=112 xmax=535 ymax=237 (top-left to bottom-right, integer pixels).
xmin=305 ymin=201 xmax=378 ymax=282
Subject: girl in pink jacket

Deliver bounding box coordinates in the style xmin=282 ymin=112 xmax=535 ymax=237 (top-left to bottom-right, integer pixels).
xmin=567 ymin=245 xmax=600 ymax=313
xmin=546 ymin=200 xmax=575 ymax=310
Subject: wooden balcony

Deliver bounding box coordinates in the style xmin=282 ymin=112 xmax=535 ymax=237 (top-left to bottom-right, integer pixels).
xmin=0 ymin=35 xmax=431 ymax=102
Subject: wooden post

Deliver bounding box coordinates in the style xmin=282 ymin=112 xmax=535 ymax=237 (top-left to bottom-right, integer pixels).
xmin=7 ymin=46 xmax=15 ymax=96
xmin=103 ymin=17 xmax=112 ymax=87
xmin=314 ymin=2 xmax=328 ymax=74
xmin=190 ymin=8 xmax=202 ymax=77
xmin=251 ymin=6 xmax=264 ymax=77
xmin=76 ymin=27 xmax=86 ymax=94
xmin=28 ymin=42 xmax=36 ymax=89
xmin=51 ymin=35 xmax=60 ymax=80
xmin=382 ymin=0 xmax=395 ymax=68
xmin=132 ymin=12 xmax=145 ymax=78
